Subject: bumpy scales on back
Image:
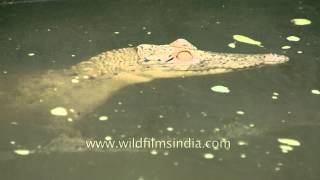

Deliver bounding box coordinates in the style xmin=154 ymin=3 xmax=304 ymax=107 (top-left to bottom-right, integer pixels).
xmin=71 ymin=38 xmax=288 ymax=80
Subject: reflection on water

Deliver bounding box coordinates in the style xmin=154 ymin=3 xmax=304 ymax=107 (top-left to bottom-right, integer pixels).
xmin=0 ymin=0 xmax=320 ymax=179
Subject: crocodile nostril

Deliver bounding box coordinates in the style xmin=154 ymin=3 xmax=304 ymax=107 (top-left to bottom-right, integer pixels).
xmin=144 ymin=58 xmax=150 ymax=62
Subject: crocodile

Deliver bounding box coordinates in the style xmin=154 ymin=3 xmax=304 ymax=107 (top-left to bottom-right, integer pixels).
xmin=18 ymin=38 xmax=289 ymax=119
xmin=5 ymin=38 xmax=290 ymax=155
xmin=71 ymin=38 xmax=288 ymax=80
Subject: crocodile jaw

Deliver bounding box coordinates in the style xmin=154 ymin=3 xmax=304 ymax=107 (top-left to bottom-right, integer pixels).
xmin=135 ymin=52 xmax=289 ymax=79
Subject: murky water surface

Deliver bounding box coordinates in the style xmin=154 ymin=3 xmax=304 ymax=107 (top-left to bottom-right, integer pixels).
xmin=0 ymin=0 xmax=320 ymax=179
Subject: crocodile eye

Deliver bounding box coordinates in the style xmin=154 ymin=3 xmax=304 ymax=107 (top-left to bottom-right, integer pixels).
xmin=176 ymin=51 xmax=193 ymax=62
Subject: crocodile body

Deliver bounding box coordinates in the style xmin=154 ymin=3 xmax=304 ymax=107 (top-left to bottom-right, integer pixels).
xmin=70 ymin=39 xmax=288 ymax=80
xmin=18 ymin=38 xmax=289 ymax=116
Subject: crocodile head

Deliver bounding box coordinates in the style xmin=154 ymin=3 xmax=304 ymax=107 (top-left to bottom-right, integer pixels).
xmin=136 ymin=39 xmax=289 ymax=78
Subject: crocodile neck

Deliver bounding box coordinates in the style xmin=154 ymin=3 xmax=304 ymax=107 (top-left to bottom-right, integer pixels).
xmin=72 ymin=47 xmax=140 ymax=77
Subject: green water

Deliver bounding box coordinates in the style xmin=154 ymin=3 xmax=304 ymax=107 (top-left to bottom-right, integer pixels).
xmin=0 ymin=0 xmax=320 ymax=179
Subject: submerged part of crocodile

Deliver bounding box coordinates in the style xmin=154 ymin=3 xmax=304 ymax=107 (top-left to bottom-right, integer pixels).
xmin=11 ymin=39 xmax=289 ymax=154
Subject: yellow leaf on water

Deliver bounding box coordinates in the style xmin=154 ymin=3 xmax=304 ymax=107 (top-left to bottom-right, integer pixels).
xmin=286 ymin=36 xmax=300 ymax=42
xmin=291 ymin=18 xmax=312 ymax=26
xmin=232 ymin=35 xmax=263 ymax=47
xmin=228 ymin=42 xmax=236 ymax=48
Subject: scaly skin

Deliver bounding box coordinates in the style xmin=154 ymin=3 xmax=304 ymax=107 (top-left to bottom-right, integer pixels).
xmin=69 ymin=39 xmax=288 ymax=80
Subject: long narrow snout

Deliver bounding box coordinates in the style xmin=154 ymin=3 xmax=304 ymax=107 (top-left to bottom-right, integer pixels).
xmin=263 ymin=53 xmax=289 ymax=65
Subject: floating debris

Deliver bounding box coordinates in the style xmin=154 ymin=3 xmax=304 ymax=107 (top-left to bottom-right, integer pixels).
xmin=211 ymin=85 xmax=230 ymax=93
xmin=200 ymin=111 xmax=208 ymax=117
xmin=3 ymin=70 xmax=8 ymax=74
xmin=159 ymin=114 xmax=164 ymax=119
xmin=228 ymin=42 xmax=236 ymax=48
xmin=98 ymin=116 xmax=109 ymax=121
xmin=233 ymin=35 xmax=263 ymax=47
xmin=286 ymin=36 xmax=300 ymax=42
xmin=150 ymin=149 xmax=158 ymax=155
xmin=14 ymin=149 xmax=32 ymax=156
xmin=71 ymin=79 xmax=79 ymax=83
xmin=311 ymin=89 xmax=320 ymax=95
xmin=163 ymin=151 xmax=169 ymax=156
xmin=166 ymin=127 xmax=174 ymax=132
xmin=67 ymin=118 xmax=73 ymax=122
xmin=240 ymin=153 xmax=247 ymax=158
xmin=277 ymin=162 xmax=283 ymax=166
xmin=237 ymin=140 xmax=248 ymax=146
xmin=11 ymin=121 xmax=18 ymax=125
xmin=279 ymin=145 xmax=293 ymax=153
xmin=50 ymin=107 xmax=68 ymax=116
xmin=277 ymin=138 xmax=301 ymax=146
xmin=290 ymin=18 xmax=312 ymax=26
xmin=173 ymin=161 xmax=179 ymax=166
xmin=105 ymin=136 xmax=112 ymax=141
xmin=281 ymin=46 xmax=291 ymax=50
xmin=28 ymin=53 xmax=35 ymax=56
xmin=203 ymin=153 xmax=214 ymax=159
xmin=236 ymin=111 xmax=245 ymax=115
xmin=274 ymin=167 xmax=281 ymax=171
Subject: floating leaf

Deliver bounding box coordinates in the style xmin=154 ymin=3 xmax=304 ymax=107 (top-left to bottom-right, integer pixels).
xmin=50 ymin=107 xmax=68 ymax=116
xmin=233 ymin=35 xmax=263 ymax=47
xmin=286 ymin=36 xmax=300 ymax=42
xmin=291 ymin=18 xmax=312 ymax=26
xmin=277 ymin=138 xmax=301 ymax=146
xmin=211 ymin=85 xmax=230 ymax=93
